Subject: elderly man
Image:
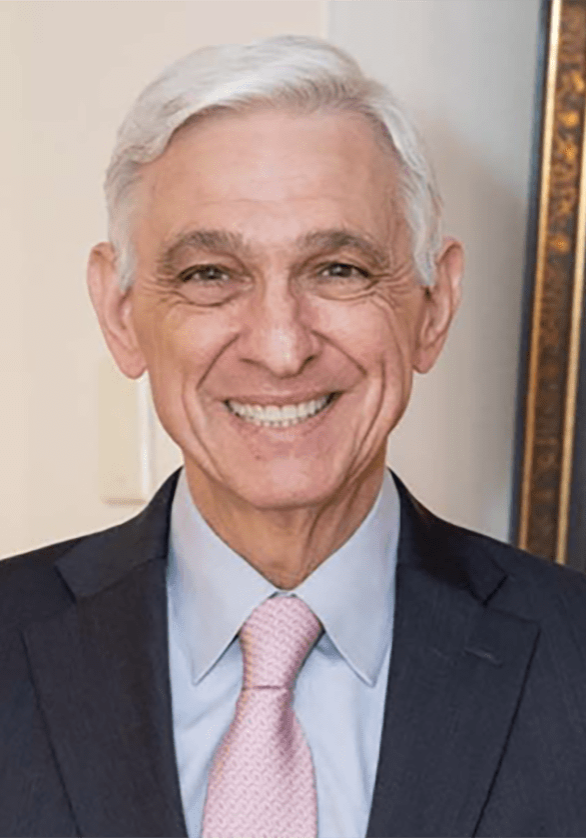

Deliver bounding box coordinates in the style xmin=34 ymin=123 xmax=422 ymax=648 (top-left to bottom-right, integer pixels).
xmin=2 ymin=35 xmax=586 ymax=838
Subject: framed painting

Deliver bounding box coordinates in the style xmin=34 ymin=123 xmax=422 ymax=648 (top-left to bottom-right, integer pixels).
xmin=513 ymin=0 xmax=586 ymax=568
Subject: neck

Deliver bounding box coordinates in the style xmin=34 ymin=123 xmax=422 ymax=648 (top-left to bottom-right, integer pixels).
xmin=183 ymin=454 xmax=386 ymax=589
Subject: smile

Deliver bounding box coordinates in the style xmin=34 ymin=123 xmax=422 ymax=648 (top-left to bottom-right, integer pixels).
xmin=226 ymin=394 xmax=335 ymax=427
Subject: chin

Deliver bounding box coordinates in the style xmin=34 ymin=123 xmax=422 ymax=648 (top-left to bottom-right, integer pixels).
xmin=219 ymin=462 xmax=344 ymax=512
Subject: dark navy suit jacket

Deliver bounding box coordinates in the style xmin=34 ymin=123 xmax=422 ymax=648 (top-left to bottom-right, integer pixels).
xmin=2 ymin=470 xmax=586 ymax=837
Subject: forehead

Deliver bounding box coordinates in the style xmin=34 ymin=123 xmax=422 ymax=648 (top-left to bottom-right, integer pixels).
xmin=133 ymin=107 xmax=403 ymax=251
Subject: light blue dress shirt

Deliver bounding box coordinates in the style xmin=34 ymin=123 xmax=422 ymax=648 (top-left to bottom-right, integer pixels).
xmin=166 ymin=469 xmax=400 ymax=838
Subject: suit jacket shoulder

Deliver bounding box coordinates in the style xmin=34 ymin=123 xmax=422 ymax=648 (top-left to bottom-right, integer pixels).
xmin=0 ymin=471 xmax=180 ymax=629
xmin=396 ymin=474 xmax=586 ymax=615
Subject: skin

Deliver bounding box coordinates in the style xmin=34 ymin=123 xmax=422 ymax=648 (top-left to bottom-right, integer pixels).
xmin=88 ymin=108 xmax=463 ymax=589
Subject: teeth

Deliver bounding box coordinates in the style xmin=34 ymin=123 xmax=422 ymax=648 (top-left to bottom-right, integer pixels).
xmin=227 ymin=395 xmax=331 ymax=427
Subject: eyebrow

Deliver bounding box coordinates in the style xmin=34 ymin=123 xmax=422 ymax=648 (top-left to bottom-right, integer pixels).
xmin=157 ymin=230 xmax=254 ymax=276
xmin=296 ymin=230 xmax=391 ymax=269
xmin=156 ymin=227 xmax=391 ymax=276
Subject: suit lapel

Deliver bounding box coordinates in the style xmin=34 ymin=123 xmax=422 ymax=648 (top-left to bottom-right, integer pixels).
xmin=23 ymin=473 xmax=187 ymax=838
xmin=367 ymin=479 xmax=539 ymax=838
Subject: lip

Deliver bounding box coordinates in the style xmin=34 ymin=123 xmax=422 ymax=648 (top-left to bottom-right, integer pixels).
xmin=223 ymin=391 xmax=338 ymax=408
xmin=223 ymin=392 xmax=340 ymax=433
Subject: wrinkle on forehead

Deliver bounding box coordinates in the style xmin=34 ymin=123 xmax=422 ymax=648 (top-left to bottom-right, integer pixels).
xmin=141 ymin=107 xmax=401 ymax=197
xmin=133 ymin=108 xmax=409 ymax=276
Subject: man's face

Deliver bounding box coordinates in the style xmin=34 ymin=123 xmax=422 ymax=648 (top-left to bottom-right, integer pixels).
xmin=93 ymin=109 xmax=460 ymax=511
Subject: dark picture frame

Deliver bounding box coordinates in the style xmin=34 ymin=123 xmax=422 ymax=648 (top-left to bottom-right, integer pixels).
xmin=512 ymin=0 xmax=586 ymax=569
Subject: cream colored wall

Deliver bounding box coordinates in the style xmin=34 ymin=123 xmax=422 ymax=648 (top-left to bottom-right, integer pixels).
xmin=328 ymin=0 xmax=540 ymax=540
xmin=0 ymin=1 xmax=326 ymax=558
xmin=0 ymin=11 xmax=28 ymax=556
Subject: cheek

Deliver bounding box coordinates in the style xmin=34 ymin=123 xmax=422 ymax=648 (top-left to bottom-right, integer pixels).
xmin=134 ymin=300 xmax=232 ymax=380
xmin=318 ymin=297 xmax=415 ymax=378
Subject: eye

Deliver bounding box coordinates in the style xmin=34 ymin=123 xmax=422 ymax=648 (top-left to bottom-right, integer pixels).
xmin=319 ymin=262 xmax=370 ymax=279
xmin=178 ymin=264 xmax=231 ymax=284
xmin=176 ymin=264 xmax=248 ymax=306
xmin=308 ymin=261 xmax=376 ymax=299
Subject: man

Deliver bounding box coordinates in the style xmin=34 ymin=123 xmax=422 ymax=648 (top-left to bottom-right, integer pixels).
xmin=2 ymin=34 xmax=586 ymax=838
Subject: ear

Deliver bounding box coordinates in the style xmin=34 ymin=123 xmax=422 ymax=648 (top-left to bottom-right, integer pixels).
xmin=413 ymin=237 xmax=463 ymax=374
xmin=87 ymin=242 xmax=147 ymax=379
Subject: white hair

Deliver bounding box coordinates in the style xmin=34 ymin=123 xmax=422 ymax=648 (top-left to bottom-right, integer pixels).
xmin=105 ymin=35 xmax=442 ymax=290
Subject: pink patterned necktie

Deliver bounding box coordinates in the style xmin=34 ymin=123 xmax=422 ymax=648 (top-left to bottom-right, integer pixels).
xmin=202 ymin=595 xmax=322 ymax=838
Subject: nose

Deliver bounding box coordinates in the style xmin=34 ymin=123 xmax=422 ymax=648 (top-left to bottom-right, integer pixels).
xmin=238 ymin=281 xmax=320 ymax=377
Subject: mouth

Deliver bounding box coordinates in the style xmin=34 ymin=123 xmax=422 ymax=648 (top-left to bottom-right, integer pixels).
xmin=225 ymin=393 xmax=337 ymax=428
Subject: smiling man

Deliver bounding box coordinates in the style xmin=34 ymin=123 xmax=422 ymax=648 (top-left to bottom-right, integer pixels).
xmin=2 ymin=36 xmax=586 ymax=838
xmin=90 ymin=103 xmax=459 ymax=591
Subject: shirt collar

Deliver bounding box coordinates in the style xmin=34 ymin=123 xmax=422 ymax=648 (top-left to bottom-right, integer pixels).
xmin=167 ymin=469 xmax=399 ymax=687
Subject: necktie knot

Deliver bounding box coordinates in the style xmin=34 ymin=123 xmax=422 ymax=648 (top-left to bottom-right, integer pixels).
xmin=240 ymin=596 xmax=322 ymax=690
